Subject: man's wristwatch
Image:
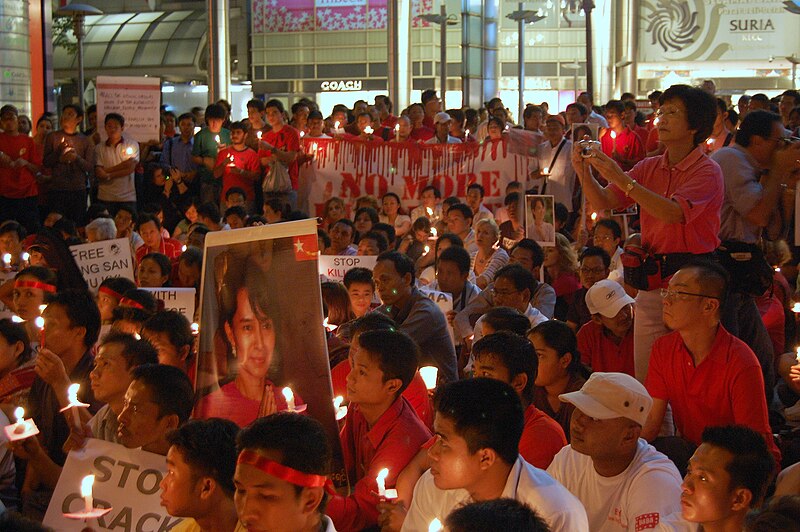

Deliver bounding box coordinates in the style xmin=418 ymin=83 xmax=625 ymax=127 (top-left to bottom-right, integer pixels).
xmin=624 ymin=179 xmax=636 ymax=197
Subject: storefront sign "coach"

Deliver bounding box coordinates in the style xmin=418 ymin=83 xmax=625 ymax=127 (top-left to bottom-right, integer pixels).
xmin=321 ymin=80 xmax=363 ymax=91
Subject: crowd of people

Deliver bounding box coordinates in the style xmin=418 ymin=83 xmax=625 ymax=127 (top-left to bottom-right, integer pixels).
xmin=0 ymin=82 xmax=800 ymax=531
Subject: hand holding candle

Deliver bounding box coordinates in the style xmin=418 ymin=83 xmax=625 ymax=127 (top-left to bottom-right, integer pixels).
xmin=60 ymin=382 xmax=90 ymax=432
xmin=63 ymin=473 xmax=112 ymax=520
xmin=376 ymin=468 xmax=389 ymax=498
xmin=282 ymin=386 xmax=306 ymax=413
xmin=4 ymin=406 xmax=39 ymax=441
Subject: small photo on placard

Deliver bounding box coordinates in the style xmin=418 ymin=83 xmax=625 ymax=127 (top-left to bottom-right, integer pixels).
xmin=525 ymin=194 xmax=556 ymax=247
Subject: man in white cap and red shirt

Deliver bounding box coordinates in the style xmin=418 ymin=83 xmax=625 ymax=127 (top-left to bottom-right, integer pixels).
xmin=577 ymin=279 xmax=636 ymax=377
xmin=426 ymin=112 xmax=462 ymax=144
xmin=547 ymin=372 xmax=682 ymax=532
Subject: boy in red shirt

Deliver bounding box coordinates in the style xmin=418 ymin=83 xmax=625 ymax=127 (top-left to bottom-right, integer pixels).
xmin=472 ymin=331 xmax=567 ymax=469
xmin=600 ymin=100 xmax=645 ymax=171
xmin=214 ymin=121 xmax=260 ymax=213
xmin=327 ymin=328 xmax=432 ymax=531
xmin=258 ymin=99 xmax=300 ymax=210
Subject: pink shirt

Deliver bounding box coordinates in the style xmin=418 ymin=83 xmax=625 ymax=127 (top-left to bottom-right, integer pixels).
xmin=608 ymin=147 xmax=723 ymax=254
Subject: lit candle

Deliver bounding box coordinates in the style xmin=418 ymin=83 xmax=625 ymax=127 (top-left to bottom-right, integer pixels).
xmin=465 ymin=128 xmax=470 ymax=138
xmin=793 ymin=302 xmax=800 ymax=313
xmin=257 ymin=130 xmax=263 ymax=140
xmin=10 ymin=315 xmax=23 ymax=323
xmin=430 ymin=227 xmax=438 ymax=238
xmin=191 ymin=322 xmax=199 ymax=335
xmin=81 ymin=475 xmax=95 ymax=514
xmin=394 ymin=123 xmax=400 ymax=141
xmin=2 ymin=253 xmax=10 ymax=267
xmin=39 ymin=304 xmax=47 ymax=315
xmin=796 ymin=346 xmax=800 ymax=364
xmin=426 ymin=207 xmax=433 ymax=216
xmin=775 ymin=266 xmax=781 ymax=272
xmin=333 ymin=396 xmax=348 ymax=420
xmin=193 ymin=126 xmax=201 ymax=135
xmin=706 ymin=138 xmax=714 ymax=147
xmin=227 ymin=153 xmax=236 ymax=166
xmin=419 ymin=366 xmax=438 ymax=390
xmin=35 ymin=316 xmax=45 ymax=348
xmin=610 ymin=130 xmax=617 ymax=151
xmin=300 ymin=131 xmax=305 ymax=138
xmin=334 ymin=121 xmax=341 ymax=134
xmin=429 ymin=518 xmax=443 ymax=532
xmin=3 ymin=405 xmax=40 ymax=441
xmin=323 ymin=317 xmax=338 ymax=332
xmin=21 ymin=251 xmax=29 ymax=264
xmin=376 ymin=468 xmax=389 ymax=497
xmin=214 ymin=134 xmax=221 ymax=145
xmin=282 ymin=387 xmax=296 ymax=410
xmin=590 ymin=212 xmax=598 ymax=222
xmin=124 ymin=146 xmax=134 ymax=156
xmin=311 ymin=142 xmax=318 ymax=154
xmin=423 ymin=245 xmax=430 ymax=255
xmin=542 ymin=166 xmax=550 ymax=175
xmin=182 ymin=245 xmax=188 ymax=252
xmin=13 ymin=407 xmax=27 ymax=434
xmin=61 ymin=383 xmax=90 ymax=431
xmin=364 ymin=126 xmax=374 ymax=136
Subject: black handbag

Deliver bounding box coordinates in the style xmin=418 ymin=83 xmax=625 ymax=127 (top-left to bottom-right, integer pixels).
xmin=715 ymin=240 xmax=773 ymax=296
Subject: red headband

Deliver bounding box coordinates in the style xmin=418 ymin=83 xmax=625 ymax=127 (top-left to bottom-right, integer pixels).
xmin=119 ymin=297 xmax=145 ymax=310
xmin=98 ymin=286 xmax=124 ymax=301
xmin=237 ymin=450 xmax=335 ymax=495
xmin=14 ymin=280 xmax=56 ymax=293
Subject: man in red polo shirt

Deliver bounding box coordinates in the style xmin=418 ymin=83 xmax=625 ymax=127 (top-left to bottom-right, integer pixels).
xmin=600 ymin=100 xmax=645 ymax=172
xmin=641 ymin=261 xmax=781 ymax=471
xmin=258 ymin=99 xmax=300 ymax=210
xmin=578 ymin=279 xmax=635 ymax=377
xmin=0 ymin=105 xmax=40 ymax=233
xmin=327 ymin=328 xmax=431 ymax=531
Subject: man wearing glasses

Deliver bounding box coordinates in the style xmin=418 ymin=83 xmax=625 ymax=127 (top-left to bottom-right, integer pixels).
xmin=571 ymin=84 xmax=721 ymax=384
xmin=640 ymin=261 xmax=781 ymax=473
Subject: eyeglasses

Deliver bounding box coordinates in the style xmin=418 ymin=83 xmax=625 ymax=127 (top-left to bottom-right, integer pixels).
xmin=654 ymin=108 xmax=683 ymax=119
xmin=491 ymin=288 xmax=519 ymax=297
xmin=659 ymin=288 xmax=720 ymax=301
xmin=579 ymin=267 xmax=607 ymax=275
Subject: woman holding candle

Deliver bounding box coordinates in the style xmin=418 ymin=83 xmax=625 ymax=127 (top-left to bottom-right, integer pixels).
xmin=195 ymin=266 xmax=301 ymax=426
xmin=470 ymin=218 xmax=509 ymax=290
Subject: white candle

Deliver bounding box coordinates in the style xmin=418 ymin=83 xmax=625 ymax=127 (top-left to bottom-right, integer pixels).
xmin=334 ymin=121 xmax=340 ymax=133
xmin=2 ymin=253 xmax=10 ymax=267
xmin=394 ymin=123 xmax=400 ymax=141
xmin=333 ymin=396 xmax=348 ymax=420
xmin=423 ymin=245 xmax=430 ymax=255
xmin=610 ymin=130 xmax=617 ymax=151
xmin=214 ymin=134 xmax=221 ymax=145
xmin=311 ymin=142 xmax=318 ymax=154
xmin=429 ymin=518 xmax=443 ymax=532
xmin=191 ymin=322 xmax=199 ymax=335
xmin=376 ymin=468 xmax=389 ymax=497
xmin=419 ymin=366 xmax=438 ymax=390
xmin=193 ymin=126 xmax=201 ymax=135
xmin=257 ymin=130 xmax=263 ymax=140
xmin=81 ymin=474 xmax=95 ymax=514
xmin=430 ymin=227 xmax=438 ymax=238
xmin=13 ymin=406 xmax=27 ymax=434
xmin=282 ymin=387 xmax=296 ymax=410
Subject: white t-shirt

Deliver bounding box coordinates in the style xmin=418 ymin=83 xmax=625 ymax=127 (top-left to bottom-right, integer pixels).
xmin=402 ymin=457 xmax=589 ymax=532
xmin=547 ymin=439 xmax=682 ymax=532
xmin=95 ymin=136 xmax=139 ymax=202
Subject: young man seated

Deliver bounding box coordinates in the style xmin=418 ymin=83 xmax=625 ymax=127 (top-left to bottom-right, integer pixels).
xmin=547 ymin=372 xmax=682 ymax=531
xmin=472 ymin=332 xmax=567 ymax=469
xmin=117 ymin=363 xmax=195 ymax=456
xmin=577 ymin=279 xmax=635 ymax=376
xmin=659 ymin=425 xmax=775 ymax=532
xmin=327 ymin=329 xmax=432 ymax=530
xmin=565 ymin=246 xmax=610 ymax=332
xmin=234 ymin=413 xmax=336 ymax=532
xmin=141 ymin=310 xmax=196 ymax=379
xmin=161 ymin=418 xmax=243 ymax=532
xmin=400 ymin=378 xmax=588 ymax=531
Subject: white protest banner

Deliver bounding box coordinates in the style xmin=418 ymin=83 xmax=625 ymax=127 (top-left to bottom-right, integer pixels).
xmin=43 ymin=438 xmax=183 ymax=531
xmin=420 ymin=288 xmax=455 ymax=344
xmin=69 ymin=238 xmax=135 ymax=294
xmin=142 ymin=287 xmax=196 ymax=320
xmin=96 ymin=76 xmax=161 ymax=143
xmin=0 ymin=270 xmax=15 ymax=319
xmin=298 ymin=129 xmax=540 ymax=216
xmin=318 ymin=254 xmax=377 ymax=282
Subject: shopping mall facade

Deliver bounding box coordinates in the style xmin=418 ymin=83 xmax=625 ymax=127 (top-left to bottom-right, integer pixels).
xmin=3 ymin=0 xmax=800 ymax=121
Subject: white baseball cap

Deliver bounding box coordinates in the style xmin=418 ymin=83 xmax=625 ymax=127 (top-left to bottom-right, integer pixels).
xmin=585 ymin=279 xmax=634 ymax=318
xmin=434 ymin=112 xmax=452 ymax=125
xmin=559 ymin=372 xmax=652 ymax=426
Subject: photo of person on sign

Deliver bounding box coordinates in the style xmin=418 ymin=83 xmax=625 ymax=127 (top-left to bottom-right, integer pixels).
xmin=195 ymin=262 xmax=303 ymax=426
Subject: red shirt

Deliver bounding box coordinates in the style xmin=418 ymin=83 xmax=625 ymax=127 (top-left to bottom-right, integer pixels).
xmin=607 ymin=147 xmax=723 ymax=254
xmin=644 ymin=326 xmax=781 ymax=464
xmin=136 ymin=236 xmax=183 ymax=264
xmin=633 ymin=125 xmax=649 ymax=147
xmin=330 ymin=359 xmax=433 ymax=430
xmin=600 ymin=127 xmax=645 ymax=171
xmin=645 ymin=127 xmax=660 ymax=153
xmin=577 ymin=320 xmax=635 ymax=376
xmin=520 ymin=404 xmax=567 ymax=469
xmin=410 ymin=126 xmax=435 ymax=142
xmin=550 ymin=271 xmax=581 ymax=298
xmin=381 ymin=115 xmax=399 ymax=129
xmin=328 ymin=396 xmax=431 ymax=531
xmin=0 ymin=133 xmax=37 ymax=198
xmin=258 ymin=125 xmax=301 ymax=190
xmin=216 ymin=146 xmax=261 ymax=202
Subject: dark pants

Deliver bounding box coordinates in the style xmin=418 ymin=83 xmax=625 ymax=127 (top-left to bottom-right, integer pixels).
xmin=43 ymin=189 xmax=88 ymax=226
xmin=0 ymin=196 xmax=40 ymax=234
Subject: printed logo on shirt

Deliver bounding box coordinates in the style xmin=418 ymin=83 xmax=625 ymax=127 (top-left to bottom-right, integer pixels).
xmin=635 ymin=512 xmax=660 ymax=531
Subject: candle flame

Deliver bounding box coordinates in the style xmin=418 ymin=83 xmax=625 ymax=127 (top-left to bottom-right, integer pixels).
xmin=323 ymin=317 xmax=338 ymax=332
xmin=423 ymin=245 xmax=430 ymax=255
xmin=214 ymin=135 xmax=221 ymax=144
xmin=14 ymin=406 xmax=24 ymax=423
xmin=21 ymin=252 xmax=29 ymax=262
xmin=465 ymin=129 xmax=470 ymax=136
xmin=257 ymin=131 xmax=262 ymax=140
xmin=419 ymin=366 xmax=439 ymax=390
xmin=792 ymin=303 xmax=800 ymax=313
xmin=334 ymin=121 xmax=340 ymax=129
xmin=34 ymin=316 xmax=44 ymax=329
xmin=610 ymin=131 xmax=617 ymax=139
xmin=182 ymin=245 xmax=187 ymax=252
xmin=282 ymin=387 xmax=294 ymax=403
xmin=653 ymin=117 xmax=660 ymax=126
xmin=377 ymin=468 xmax=389 ymax=483
xmin=125 ymin=147 xmax=134 ymax=155
xmin=426 ymin=207 xmax=433 ymax=216
xmin=39 ymin=304 xmax=47 ymax=314
xmin=394 ymin=124 xmax=399 ymax=131
xmin=67 ymin=383 xmax=80 ymax=404
xmin=312 ymin=142 xmax=318 ymax=152
xmin=364 ymin=126 xmax=373 ymax=135
xmin=2 ymin=253 xmax=10 ymax=264
xmin=429 ymin=518 xmax=443 ymax=532
xmin=333 ymin=396 xmax=343 ymax=409
xmin=543 ymin=166 xmax=549 ymax=174
xmin=430 ymin=227 xmax=437 ymax=238
xmin=300 ymin=131 xmax=305 ymax=138
xmin=81 ymin=475 xmax=95 ymax=498
xmin=191 ymin=322 xmax=199 ymax=335
xmin=11 ymin=315 xmax=23 ymax=323
xmin=193 ymin=126 xmax=201 ymax=135
xmin=706 ymin=138 xmax=713 ymax=145
xmin=590 ymin=212 xmax=598 ymax=221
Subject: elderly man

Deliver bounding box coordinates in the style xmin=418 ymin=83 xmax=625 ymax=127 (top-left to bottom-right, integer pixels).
xmin=426 ymin=112 xmax=462 ymax=144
